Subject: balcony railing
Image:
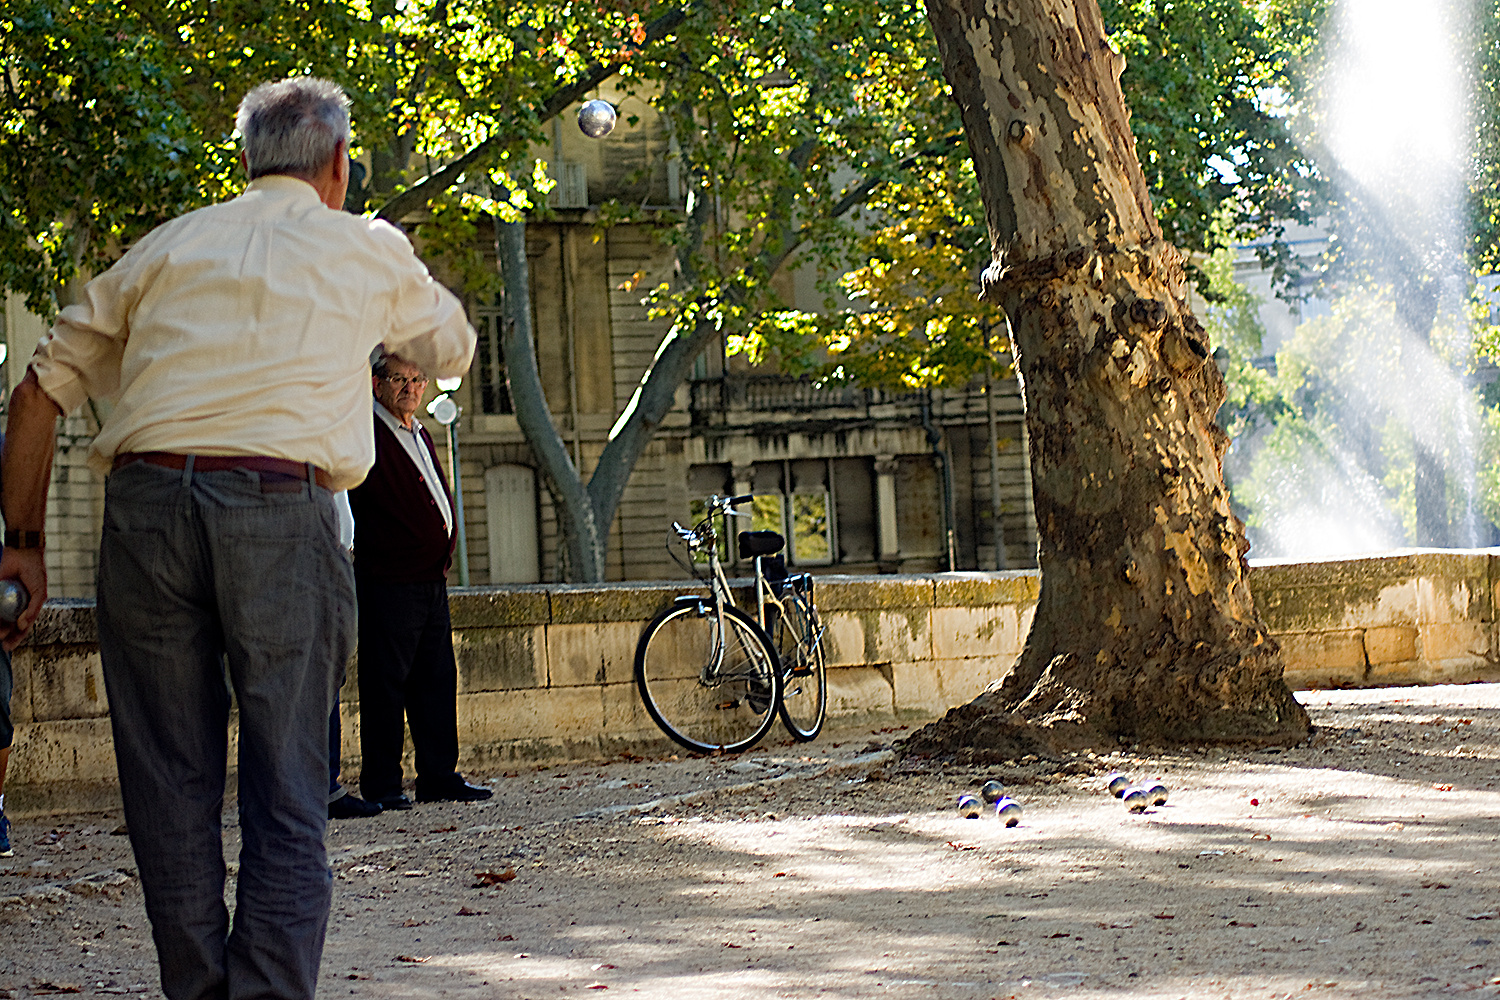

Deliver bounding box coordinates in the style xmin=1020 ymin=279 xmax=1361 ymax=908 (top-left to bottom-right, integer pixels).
xmin=689 ymin=375 xmax=922 ymax=417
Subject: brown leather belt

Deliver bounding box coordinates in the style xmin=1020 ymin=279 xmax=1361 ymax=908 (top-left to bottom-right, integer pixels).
xmin=112 ymin=452 xmax=332 ymax=490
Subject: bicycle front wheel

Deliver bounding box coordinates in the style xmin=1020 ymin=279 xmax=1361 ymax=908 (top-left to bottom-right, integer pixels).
xmin=772 ymin=591 xmax=827 ymax=741
xmin=635 ymin=601 xmax=782 ymax=754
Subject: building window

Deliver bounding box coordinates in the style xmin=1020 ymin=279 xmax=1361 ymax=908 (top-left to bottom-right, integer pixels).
xmin=472 ymin=306 xmax=513 ymax=415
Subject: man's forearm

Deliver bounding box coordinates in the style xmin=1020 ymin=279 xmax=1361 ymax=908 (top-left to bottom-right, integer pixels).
xmin=3 ymin=370 xmax=63 ymax=533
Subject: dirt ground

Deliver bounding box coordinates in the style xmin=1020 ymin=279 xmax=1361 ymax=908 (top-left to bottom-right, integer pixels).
xmin=5 ymin=683 xmax=1500 ymax=999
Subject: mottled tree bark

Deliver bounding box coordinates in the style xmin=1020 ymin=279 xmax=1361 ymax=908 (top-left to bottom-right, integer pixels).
xmin=917 ymin=0 xmax=1308 ymax=747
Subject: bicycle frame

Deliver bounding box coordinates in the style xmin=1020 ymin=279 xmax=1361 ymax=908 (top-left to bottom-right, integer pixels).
xmin=671 ymin=496 xmax=756 ymax=688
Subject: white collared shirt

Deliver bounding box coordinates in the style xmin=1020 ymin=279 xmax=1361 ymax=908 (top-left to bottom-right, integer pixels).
xmin=373 ymin=399 xmax=453 ymax=537
xmin=31 ymin=174 xmax=476 ymax=490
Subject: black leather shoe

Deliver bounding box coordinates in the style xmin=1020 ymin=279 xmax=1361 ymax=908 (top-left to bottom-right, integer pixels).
xmin=372 ymin=793 xmax=413 ymax=811
xmin=328 ymin=794 xmax=383 ymax=820
xmin=415 ymin=779 xmax=493 ymax=803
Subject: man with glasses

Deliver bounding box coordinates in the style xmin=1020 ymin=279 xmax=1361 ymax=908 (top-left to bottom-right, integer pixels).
xmin=348 ymin=352 xmax=491 ymax=810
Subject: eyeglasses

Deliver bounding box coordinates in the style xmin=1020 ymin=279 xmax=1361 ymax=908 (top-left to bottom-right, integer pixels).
xmin=381 ymin=374 xmax=429 ymax=389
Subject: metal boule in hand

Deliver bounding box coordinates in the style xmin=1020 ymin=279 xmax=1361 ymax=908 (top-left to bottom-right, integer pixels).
xmin=578 ymin=99 xmax=617 ymax=138
xmin=0 ymin=579 xmax=29 ymax=624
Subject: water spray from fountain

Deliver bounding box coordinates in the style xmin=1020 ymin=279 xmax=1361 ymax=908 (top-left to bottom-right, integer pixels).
xmin=1225 ymin=0 xmax=1492 ymax=557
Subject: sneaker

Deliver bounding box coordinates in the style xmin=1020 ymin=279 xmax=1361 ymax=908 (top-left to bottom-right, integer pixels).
xmin=0 ymin=808 xmax=11 ymax=858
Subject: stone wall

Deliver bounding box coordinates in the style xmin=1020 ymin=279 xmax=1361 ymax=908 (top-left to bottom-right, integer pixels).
xmin=7 ymin=550 xmax=1499 ymax=816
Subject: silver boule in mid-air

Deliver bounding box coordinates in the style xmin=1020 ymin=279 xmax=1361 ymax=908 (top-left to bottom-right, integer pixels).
xmin=578 ymin=99 xmax=618 ymax=138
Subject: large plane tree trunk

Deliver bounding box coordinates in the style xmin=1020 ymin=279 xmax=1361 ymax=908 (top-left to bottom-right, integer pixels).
xmin=914 ymin=0 xmax=1308 ymax=750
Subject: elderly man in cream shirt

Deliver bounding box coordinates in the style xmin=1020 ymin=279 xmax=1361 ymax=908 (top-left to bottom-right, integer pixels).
xmin=0 ymin=78 xmax=475 ymax=1000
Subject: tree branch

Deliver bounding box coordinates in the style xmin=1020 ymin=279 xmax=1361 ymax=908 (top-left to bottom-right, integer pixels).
xmin=375 ymin=5 xmax=690 ymax=223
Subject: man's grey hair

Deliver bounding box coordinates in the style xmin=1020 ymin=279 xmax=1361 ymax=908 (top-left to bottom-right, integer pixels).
xmin=236 ymin=77 xmax=351 ymax=179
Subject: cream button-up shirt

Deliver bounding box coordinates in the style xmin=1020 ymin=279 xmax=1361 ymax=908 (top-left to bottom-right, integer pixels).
xmin=30 ymin=175 xmax=477 ymax=491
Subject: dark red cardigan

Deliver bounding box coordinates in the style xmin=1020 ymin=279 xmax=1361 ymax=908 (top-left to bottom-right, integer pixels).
xmin=349 ymin=416 xmax=456 ymax=583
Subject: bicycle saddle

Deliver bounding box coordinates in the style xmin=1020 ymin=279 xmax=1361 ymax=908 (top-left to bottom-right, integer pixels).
xmin=738 ymin=530 xmax=784 ymax=558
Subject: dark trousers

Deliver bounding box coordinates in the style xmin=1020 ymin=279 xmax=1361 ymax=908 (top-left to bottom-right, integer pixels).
xmin=354 ymin=578 xmax=459 ymax=801
xmin=96 ymin=461 xmax=355 ymax=1000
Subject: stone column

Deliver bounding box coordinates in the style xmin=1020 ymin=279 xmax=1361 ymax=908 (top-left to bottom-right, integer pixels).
xmin=874 ymin=456 xmax=899 ymax=562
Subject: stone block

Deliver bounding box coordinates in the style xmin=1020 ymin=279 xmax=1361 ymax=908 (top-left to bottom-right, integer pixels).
xmin=458 ymin=687 xmax=605 ymax=745
xmin=933 ymin=656 xmax=1012 ymax=706
xmin=453 ymin=626 xmax=544 ymax=693
xmin=932 ymin=572 xmax=1039 ymax=608
xmin=24 ymin=645 xmax=107 ymax=722
xmin=9 ymin=718 xmax=118 ymax=785
xmin=549 ymin=582 xmax=691 ymax=624
xmin=932 ymin=605 xmax=1018 ymax=660
xmin=819 ymin=612 xmax=870 ymax=668
xmin=1365 ymin=659 xmax=1427 ymax=686
xmin=547 ymin=622 xmax=641 ymax=687
xmin=816 ymin=576 xmax=935 ymax=612
xmin=1363 ymin=626 xmax=1417 ymax=665
xmin=601 ymin=682 xmax=660 ymax=743
xmin=1276 ymin=630 xmax=1366 ymax=689
xmin=869 ymin=610 xmax=931 ymax=664
xmin=826 ymin=664 xmax=895 ymax=719
xmin=890 ymin=660 xmax=947 ymax=717
xmin=1417 ymin=621 xmax=1489 ymax=665
xmin=26 ymin=600 xmax=99 ymax=646
xmin=448 ymin=588 xmax=551 ymax=629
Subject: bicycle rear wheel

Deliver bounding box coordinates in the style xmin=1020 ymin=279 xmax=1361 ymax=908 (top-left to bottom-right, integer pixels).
xmin=771 ymin=590 xmax=827 ymax=741
xmin=635 ymin=601 xmax=781 ymax=754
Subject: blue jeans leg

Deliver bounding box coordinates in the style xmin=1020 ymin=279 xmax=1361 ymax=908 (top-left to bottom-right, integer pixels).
xmin=97 ymin=462 xmax=355 ymax=1000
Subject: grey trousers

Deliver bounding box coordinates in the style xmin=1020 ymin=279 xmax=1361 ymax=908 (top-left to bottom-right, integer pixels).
xmin=96 ymin=461 xmax=356 ymax=1000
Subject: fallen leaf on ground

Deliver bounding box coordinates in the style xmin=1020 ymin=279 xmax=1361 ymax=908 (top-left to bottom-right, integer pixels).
xmin=1228 ymin=921 xmax=1257 ymax=928
xmin=1433 ymin=784 xmax=1454 ymax=792
xmin=497 ymin=934 xmax=515 ymax=941
xmin=456 ymin=907 xmax=485 ymax=916
xmin=474 ymin=869 xmax=517 ymax=886
xmin=396 ymin=955 xmax=430 ymax=964
xmin=1154 ymin=913 xmax=1175 ymax=920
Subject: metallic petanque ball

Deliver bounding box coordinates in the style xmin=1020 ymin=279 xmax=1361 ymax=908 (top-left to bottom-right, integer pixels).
xmin=957 ymin=793 xmax=982 ymax=819
xmin=994 ymin=797 xmax=1023 ymax=827
xmin=0 ymin=579 xmax=28 ymax=624
xmin=980 ymin=780 xmax=1005 ymax=804
xmin=1122 ymin=787 xmax=1151 ymax=814
xmin=578 ymin=99 xmax=618 ymax=138
xmin=1146 ymin=781 xmax=1169 ymax=806
xmin=1106 ymin=772 xmax=1131 ymax=798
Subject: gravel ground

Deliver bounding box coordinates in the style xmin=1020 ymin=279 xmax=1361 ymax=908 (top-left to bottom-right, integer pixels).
xmin=4 ymin=684 xmax=1500 ymax=999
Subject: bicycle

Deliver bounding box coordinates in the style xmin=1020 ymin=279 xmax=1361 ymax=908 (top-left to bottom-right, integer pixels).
xmin=634 ymin=494 xmax=828 ymax=754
